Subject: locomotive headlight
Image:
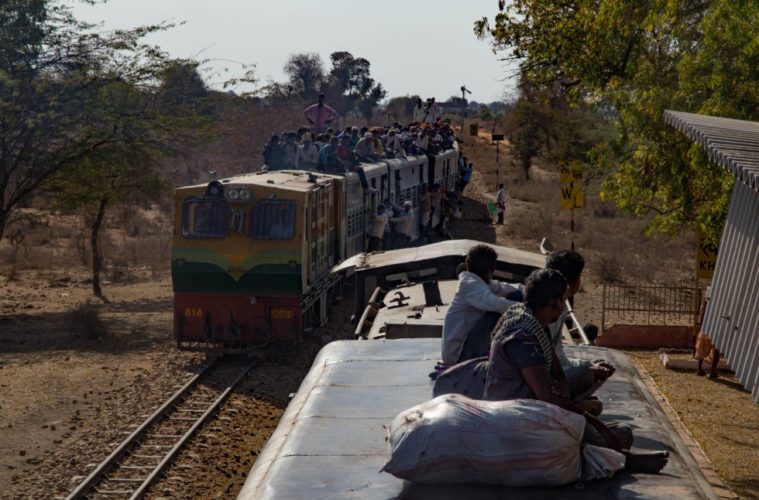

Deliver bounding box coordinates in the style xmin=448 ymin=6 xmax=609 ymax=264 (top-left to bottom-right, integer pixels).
xmin=227 ymin=188 xmax=240 ymax=201
xmin=238 ymin=189 xmax=252 ymax=202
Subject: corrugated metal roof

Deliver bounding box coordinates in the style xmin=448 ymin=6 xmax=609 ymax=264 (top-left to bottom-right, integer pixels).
xmin=665 ymin=110 xmax=759 ymax=403
xmin=664 ymin=110 xmax=759 ymax=191
xmin=699 ymin=181 xmax=759 ymax=402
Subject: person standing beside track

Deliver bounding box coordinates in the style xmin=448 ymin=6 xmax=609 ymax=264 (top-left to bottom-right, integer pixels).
xmin=496 ymin=183 xmax=506 ymax=225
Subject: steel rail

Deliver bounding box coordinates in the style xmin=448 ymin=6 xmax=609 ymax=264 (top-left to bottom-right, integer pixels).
xmin=66 ymin=358 xmax=220 ymax=500
xmin=128 ymin=361 xmax=255 ymax=499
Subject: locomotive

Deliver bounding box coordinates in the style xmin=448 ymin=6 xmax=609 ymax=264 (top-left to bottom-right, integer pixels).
xmin=171 ymin=148 xmax=459 ymax=352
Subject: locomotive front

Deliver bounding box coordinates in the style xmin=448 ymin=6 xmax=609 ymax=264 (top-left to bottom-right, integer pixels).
xmin=171 ymin=172 xmax=321 ymax=352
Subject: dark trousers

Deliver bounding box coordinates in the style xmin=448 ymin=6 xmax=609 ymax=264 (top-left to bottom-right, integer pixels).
xmin=497 ymin=211 xmax=504 ymax=224
xmin=367 ymin=236 xmax=383 ymax=252
xmin=459 ymin=311 xmax=501 ymax=363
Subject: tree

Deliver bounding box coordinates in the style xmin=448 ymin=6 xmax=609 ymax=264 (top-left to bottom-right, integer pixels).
xmin=49 ymin=71 xmax=211 ymax=301
xmin=324 ymin=51 xmax=386 ymax=119
xmin=476 ymin=0 xmax=758 ymax=241
xmin=385 ymin=95 xmax=421 ymax=123
xmin=0 ymin=0 xmax=174 ymax=242
xmin=283 ymin=53 xmax=324 ymax=101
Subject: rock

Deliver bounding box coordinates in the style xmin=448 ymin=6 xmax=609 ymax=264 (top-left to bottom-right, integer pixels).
xmin=50 ymin=425 xmax=56 ymax=431
xmin=19 ymin=450 xmax=25 ymax=456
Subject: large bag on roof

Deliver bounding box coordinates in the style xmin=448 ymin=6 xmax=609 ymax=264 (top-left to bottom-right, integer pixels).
xmin=432 ymin=356 xmax=488 ymax=400
xmin=382 ymin=394 xmax=623 ymax=487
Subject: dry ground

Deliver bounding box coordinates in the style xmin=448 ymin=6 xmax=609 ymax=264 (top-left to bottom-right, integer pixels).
xmin=0 ymin=130 xmax=757 ymax=499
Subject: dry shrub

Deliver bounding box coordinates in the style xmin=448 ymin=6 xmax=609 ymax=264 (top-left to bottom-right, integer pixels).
xmin=509 ymin=179 xmax=552 ymax=204
xmin=593 ymin=201 xmax=617 ymax=218
xmin=68 ymin=302 xmax=108 ymax=339
xmin=596 ymin=254 xmax=624 ymax=283
xmin=506 ymin=207 xmax=551 ymax=240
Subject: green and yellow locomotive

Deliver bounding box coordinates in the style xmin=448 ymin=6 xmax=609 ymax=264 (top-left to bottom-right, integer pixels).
xmin=171 ymin=149 xmax=458 ymax=352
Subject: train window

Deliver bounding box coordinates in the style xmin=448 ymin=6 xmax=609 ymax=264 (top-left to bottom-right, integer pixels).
xmin=182 ymin=198 xmax=228 ymax=238
xmin=249 ymin=200 xmax=295 ymax=240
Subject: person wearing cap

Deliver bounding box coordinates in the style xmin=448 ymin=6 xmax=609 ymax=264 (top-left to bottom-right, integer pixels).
xmin=280 ymin=132 xmax=298 ymax=169
xmin=295 ymin=132 xmax=319 ymax=170
xmin=390 ymin=200 xmax=415 ymax=249
xmin=386 ymin=129 xmax=405 ymax=158
xmin=303 ymin=94 xmax=339 ymax=134
xmin=349 ymin=126 xmax=360 ymax=148
xmin=355 ymin=132 xmax=376 ymax=162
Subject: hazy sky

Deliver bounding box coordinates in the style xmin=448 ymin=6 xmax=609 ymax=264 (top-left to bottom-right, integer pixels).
xmin=70 ymin=0 xmax=517 ymax=103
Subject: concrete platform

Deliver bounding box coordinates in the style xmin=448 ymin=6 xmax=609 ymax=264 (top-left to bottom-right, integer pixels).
xmin=238 ymin=339 xmax=724 ymax=499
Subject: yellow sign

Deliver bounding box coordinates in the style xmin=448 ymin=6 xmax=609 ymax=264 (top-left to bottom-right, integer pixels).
xmin=560 ymin=161 xmax=584 ymax=210
xmin=696 ymin=230 xmax=718 ymax=280
xmin=560 ymin=184 xmax=585 ymax=210
xmin=559 ymin=160 xmax=583 ymax=184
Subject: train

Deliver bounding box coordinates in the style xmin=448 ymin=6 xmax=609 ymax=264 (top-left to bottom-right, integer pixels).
xmin=236 ymin=243 xmax=719 ymax=499
xmin=171 ymin=147 xmax=459 ymax=352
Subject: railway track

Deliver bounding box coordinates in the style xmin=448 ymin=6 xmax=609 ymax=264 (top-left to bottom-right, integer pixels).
xmin=66 ymin=356 xmax=256 ymax=500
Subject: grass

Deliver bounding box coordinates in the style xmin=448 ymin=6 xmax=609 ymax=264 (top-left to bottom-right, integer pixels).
xmin=630 ymin=351 xmax=759 ymax=499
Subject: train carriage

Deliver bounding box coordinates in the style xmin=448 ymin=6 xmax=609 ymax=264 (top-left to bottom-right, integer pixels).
xmin=238 ymin=243 xmax=724 ymax=499
xmin=172 ymin=147 xmax=459 ymax=352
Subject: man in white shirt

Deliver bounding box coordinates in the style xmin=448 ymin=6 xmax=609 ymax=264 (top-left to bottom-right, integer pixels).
xmin=389 ymin=201 xmax=415 ymax=249
xmin=441 ymin=244 xmax=523 ymax=365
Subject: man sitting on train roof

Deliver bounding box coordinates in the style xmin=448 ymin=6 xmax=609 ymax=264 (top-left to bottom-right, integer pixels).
xmin=441 ymin=244 xmax=523 ymax=365
xmin=318 ymin=136 xmax=347 ymax=173
xmin=295 ymin=132 xmax=320 ymax=169
xmin=546 ymin=250 xmax=615 ymax=400
xmin=484 ymin=269 xmax=669 ymax=473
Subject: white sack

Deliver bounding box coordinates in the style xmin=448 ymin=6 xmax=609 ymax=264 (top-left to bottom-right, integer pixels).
xmin=382 ymin=394 xmax=588 ymax=487
xmin=582 ymin=444 xmax=626 ymax=481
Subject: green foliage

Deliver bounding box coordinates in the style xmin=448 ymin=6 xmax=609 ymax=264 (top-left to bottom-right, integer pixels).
xmin=283 ymin=53 xmax=325 ymax=101
xmin=324 ymin=51 xmax=386 ymax=120
xmin=0 ymin=0 xmax=179 ymax=241
xmin=476 ymin=0 xmax=758 ymax=242
xmin=385 ymin=95 xmax=422 ymax=123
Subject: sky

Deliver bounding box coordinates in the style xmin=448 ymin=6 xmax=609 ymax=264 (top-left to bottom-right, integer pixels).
xmin=69 ymin=0 xmax=518 ymax=103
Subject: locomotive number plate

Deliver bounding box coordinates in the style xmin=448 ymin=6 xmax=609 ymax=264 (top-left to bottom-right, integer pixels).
xmin=184 ymin=307 xmax=203 ymax=318
xmin=271 ymin=309 xmax=293 ymax=320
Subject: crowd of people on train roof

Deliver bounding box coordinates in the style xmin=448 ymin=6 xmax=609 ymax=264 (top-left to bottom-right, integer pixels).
xmin=261 ymin=94 xmax=460 ymax=173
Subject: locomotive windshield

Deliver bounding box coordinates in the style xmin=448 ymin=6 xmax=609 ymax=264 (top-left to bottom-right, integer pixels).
xmin=250 ymin=199 xmax=295 ymax=240
xmin=181 ymin=198 xmax=228 ymax=238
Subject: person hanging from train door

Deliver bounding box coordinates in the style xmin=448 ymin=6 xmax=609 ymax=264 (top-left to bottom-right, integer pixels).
xmin=496 ymin=182 xmax=506 ymax=225
xmin=419 ymin=184 xmax=431 ymax=242
xmin=367 ymin=205 xmax=389 ymax=252
xmin=389 ymin=201 xmax=415 ymax=249
xmin=441 ymin=244 xmax=523 ymax=366
xmin=303 ymin=93 xmax=339 ymax=134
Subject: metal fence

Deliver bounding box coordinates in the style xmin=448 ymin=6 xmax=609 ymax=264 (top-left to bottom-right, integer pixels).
xmin=601 ymin=284 xmax=703 ymax=333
